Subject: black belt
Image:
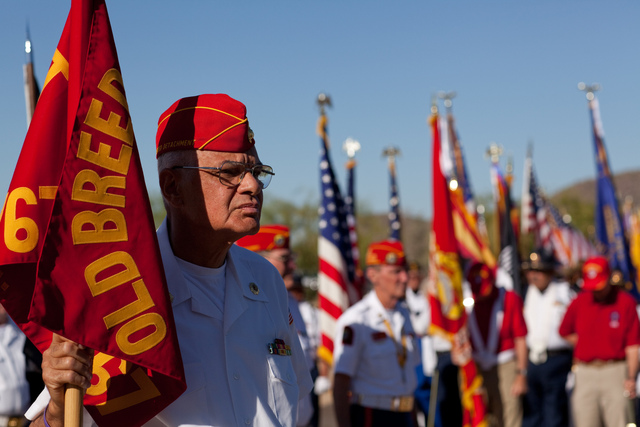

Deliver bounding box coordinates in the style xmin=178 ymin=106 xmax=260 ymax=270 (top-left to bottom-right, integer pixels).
xmin=545 ymin=348 xmax=572 ymax=358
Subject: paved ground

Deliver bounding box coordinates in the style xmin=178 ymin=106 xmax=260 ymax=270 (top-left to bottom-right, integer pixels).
xmin=318 ymin=392 xmax=338 ymax=427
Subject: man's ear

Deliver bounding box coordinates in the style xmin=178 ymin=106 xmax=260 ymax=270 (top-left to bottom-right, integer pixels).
xmin=159 ymin=168 xmax=184 ymax=209
xmin=365 ymin=266 xmax=377 ymax=285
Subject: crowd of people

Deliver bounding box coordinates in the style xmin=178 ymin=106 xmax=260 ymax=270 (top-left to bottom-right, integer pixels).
xmin=0 ymin=93 xmax=638 ymax=427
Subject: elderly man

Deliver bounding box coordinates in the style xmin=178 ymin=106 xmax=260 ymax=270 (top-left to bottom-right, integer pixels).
xmin=521 ymin=249 xmax=575 ymax=427
xmin=333 ymin=240 xmax=419 ymax=427
xmin=559 ymin=255 xmax=640 ymax=427
xmin=27 ymin=94 xmax=313 ymax=427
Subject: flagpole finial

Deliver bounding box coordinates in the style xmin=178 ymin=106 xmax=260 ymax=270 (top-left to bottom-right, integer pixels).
xmin=437 ymin=91 xmax=457 ymax=110
xmin=343 ymin=138 xmax=361 ymax=159
xmin=430 ymin=94 xmax=439 ymax=115
xmin=578 ymin=82 xmax=600 ymax=101
xmin=317 ymin=93 xmax=332 ymax=115
xmin=485 ymin=142 xmax=503 ymax=164
xmin=382 ymin=146 xmax=401 ymax=171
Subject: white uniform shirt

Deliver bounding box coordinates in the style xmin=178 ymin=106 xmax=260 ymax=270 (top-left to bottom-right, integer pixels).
xmin=0 ymin=320 xmax=29 ymax=415
xmin=298 ymin=301 xmax=319 ymax=361
xmin=333 ymin=291 xmax=419 ymax=397
xmin=404 ymin=289 xmax=430 ymax=336
xmin=287 ymin=293 xmax=313 ymax=427
xmin=26 ymin=220 xmax=313 ymax=427
xmin=524 ymin=279 xmax=575 ymax=363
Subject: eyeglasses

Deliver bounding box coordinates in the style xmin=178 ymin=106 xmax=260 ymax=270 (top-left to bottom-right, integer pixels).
xmin=268 ymin=253 xmax=297 ymax=263
xmin=173 ymin=161 xmax=275 ymax=189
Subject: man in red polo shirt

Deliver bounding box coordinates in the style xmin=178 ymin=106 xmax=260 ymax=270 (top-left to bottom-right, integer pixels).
xmin=559 ymin=255 xmax=640 ymax=427
xmin=466 ymin=262 xmax=528 ymax=427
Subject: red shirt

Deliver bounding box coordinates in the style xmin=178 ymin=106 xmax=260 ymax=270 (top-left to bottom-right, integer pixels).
xmin=559 ymin=287 xmax=640 ymax=362
xmin=472 ymin=288 xmax=527 ymax=353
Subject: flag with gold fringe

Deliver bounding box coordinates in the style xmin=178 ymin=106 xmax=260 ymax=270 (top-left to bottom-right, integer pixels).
xmin=427 ymin=105 xmax=487 ymax=427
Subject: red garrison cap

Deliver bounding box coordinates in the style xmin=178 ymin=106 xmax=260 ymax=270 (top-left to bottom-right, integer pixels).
xmin=236 ymin=225 xmax=290 ymax=252
xmin=582 ymin=256 xmax=610 ymax=291
xmin=365 ymin=240 xmax=406 ymax=267
xmin=156 ymin=94 xmax=255 ymax=158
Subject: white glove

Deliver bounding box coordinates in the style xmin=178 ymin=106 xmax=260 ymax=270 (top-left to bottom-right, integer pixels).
xmin=314 ymin=375 xmax=331 ymax=395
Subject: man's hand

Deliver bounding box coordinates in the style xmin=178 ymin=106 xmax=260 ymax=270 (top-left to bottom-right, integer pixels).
xmin=40 ymin=334 xmax=94 ymax=427
xmin=511 ymin=372 xmax=528 ymax=397
xmin=624 ymin=378 xmax=637 ymax=399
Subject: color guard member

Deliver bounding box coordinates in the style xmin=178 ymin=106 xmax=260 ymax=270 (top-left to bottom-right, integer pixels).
xmin=27 ymin=94 xmax=313 ymax=427
xmin=333 ymin=240 xmax=419 ymax=427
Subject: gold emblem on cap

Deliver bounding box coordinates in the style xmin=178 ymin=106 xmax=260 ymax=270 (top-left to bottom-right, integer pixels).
xmin=249 ymin=282 xmax=260 ymax=295
xmin=274 ymin=234 xmax=285 ymax=247
xmin=385 ymin=252 xmax=397 ymax=264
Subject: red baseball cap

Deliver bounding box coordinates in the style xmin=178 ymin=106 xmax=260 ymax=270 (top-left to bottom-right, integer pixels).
xmin=236 ymin=225 xmax=289 ymax=252
xmin=581 ymin=256 xmax=610 ymax=291
xmin=365 ymin=240 xmax=406 ymax=267
xmin=156 ymin=94 xmax=255 ymax=158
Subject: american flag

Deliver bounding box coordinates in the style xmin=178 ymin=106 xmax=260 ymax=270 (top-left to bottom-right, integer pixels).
xmin=316 ymin=107 xmax=360 ymax=366
xmin=344 ymin=155 xmax=364 ymax=291
xmin=523 ymin=146 xmax=597 ymax=267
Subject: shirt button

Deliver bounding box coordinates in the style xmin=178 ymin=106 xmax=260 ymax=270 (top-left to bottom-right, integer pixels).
xmin=245 ymin=419 xmax=251 ymax=425
xmin=233 ymin=372 xmax=240 ymax=380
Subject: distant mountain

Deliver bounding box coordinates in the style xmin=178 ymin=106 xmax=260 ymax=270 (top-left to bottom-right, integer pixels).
xmin=551 ymin=169 xmax=640 ymax=204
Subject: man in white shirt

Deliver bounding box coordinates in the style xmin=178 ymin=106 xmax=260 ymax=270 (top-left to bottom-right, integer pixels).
xmin=0 ymin=304 xmax=30 ymax=427
xmin=27 ymin=93 xmax=313 ymax=427
xmin=333 ymin=240 xmax=419 ymax=427
xmin=521 ymin=249 xmax=575 ymax=427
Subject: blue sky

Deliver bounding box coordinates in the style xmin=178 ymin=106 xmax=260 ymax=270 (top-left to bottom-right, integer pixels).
xmin=2 ymin=1 xmax=639 ymax=218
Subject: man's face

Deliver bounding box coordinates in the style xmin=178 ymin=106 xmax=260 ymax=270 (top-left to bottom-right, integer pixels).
xmin=263 ymin=248 xmax=296 ymax=279
xmin=525 ymin=269 xmax=553 ymax=292
xmin=181 ymin=148 xmax=264 ymax=242
xmin=407 ymin=269 xmax=423 ymax=292
xmin=368 ymin=265 xmax=408 ymax=302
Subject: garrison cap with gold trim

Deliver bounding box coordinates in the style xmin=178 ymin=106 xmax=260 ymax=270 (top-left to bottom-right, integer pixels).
xmin=236 ymin=224 xmax=290 ymax=252
xmin=365 ymin=240 xmax=406 ymax=267
xmin=156 ymin=93 xmax=255 ymax=158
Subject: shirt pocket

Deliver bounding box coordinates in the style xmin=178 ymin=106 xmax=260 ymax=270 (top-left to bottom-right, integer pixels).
xmin=267 ymin=355 xmax=300 ymax=427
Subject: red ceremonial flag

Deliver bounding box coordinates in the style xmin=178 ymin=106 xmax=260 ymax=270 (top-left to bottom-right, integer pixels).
xmin=427 ymin=107 xmax=487 ymax=427
xmin=0 ymin=1 xmax=186 ymax=425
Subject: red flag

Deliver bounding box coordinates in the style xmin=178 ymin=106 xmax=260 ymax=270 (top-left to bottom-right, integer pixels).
xmin=427 ymin=109 xmax=487 ymax=427
xmin=0 ymin=1 xmax=186 ymax=425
